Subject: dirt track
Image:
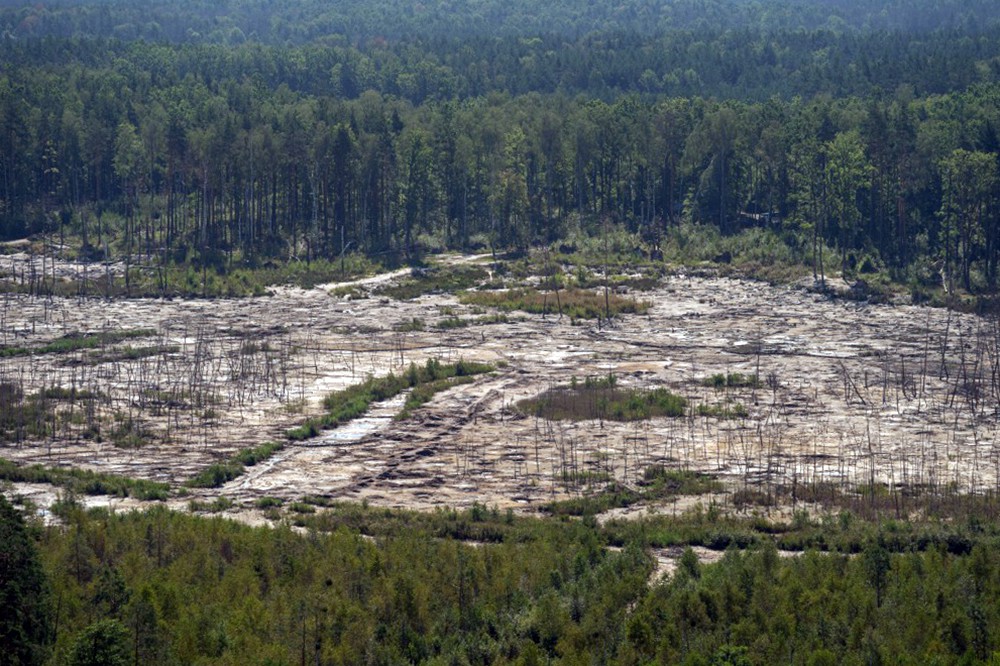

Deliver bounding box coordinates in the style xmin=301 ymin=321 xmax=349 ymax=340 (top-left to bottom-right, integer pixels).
xmin=3 ymin=256 xmax=999 ymax=516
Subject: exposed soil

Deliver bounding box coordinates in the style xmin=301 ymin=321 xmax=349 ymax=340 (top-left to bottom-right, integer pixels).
xmin=3 ymin=256 xmax=999 ymax=521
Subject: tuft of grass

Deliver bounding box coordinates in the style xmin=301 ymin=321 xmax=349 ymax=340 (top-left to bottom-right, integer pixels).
xmin=702 ymin=372 xmax=760 ymax=389
xmin=460 ymin=287 xmax=649 ymax=320
xmin=545 ymin=469 xmax=722 ymax=516
xmin=394 ymin=317 xmax=425 ymax=332
xmin=0 ymin=457 xmax=169 ymax=500
xmin=255 ymin=496 xmax=284 ymax=509
xmin=288 ymin=359 xmax=493 ymax=441
xmin=377 ymin=266 xmax=489 ymax=300
xmin=696 ymin=402 xmax=749 ymax=419
xmin=186 ymin=441 xmax=285 ymax=488
xmin=0 ymin=328 xmax=156 ymax=358
xmin=188 ymin=496 xmax=233 ymax=513
xmin=519 ymin=376 xmax=685 ymax=422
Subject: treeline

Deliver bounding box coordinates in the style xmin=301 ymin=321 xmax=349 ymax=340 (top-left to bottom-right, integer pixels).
xmin=3 ymin=0 xmax=1000 ymax=42
xmin=3 ymin=43 xmax=1000 ymax=290
xmin=6 ymin=27 xmax=1000 ymax=102
xmin=10 ymin=497 xmax=1000 ymax=664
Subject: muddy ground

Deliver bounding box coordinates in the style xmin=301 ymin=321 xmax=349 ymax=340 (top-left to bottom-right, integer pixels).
xmin=3 ymin=253 xmax=1000 ymax=522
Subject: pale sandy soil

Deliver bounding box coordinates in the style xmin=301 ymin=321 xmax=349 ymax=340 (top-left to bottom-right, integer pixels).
xmin=3 ymin=255 xmax=999 ymax=525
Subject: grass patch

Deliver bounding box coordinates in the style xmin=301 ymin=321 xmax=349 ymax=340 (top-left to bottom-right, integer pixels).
xmin=287 ymin=359 xmax=493 ymax=441
xmin=188 ymin=496 xmax=233 ymax=513
xmin=0 ymin=382 xmax=107 ymax=443
xmin=640 ymin=467 xmax=724 ymax=495
xmin=377 ymin=265 xmax=489 ymax=300
xmin=74 ymin=344 xmax=179 ymax=366
xmin=518 ymin=375 xmax=685 ymax=422
xmin=459 ymin=287 xmax=648 ymax=320
xmin=186 ymin=441 xmax=285 ymax=488
xmin=0 ymin=328 xmax=155 ymax=358
xmin=545 ymin=469 xmax=722 ymax=516
xmin=702 ymin=372 xmax=760 ymax=389
xmin=696 ymin=402 xmax=749 ymax=419
xmin=393 ymin=317 xmax=425 ymax=332
xmin=396 ymin=375 xmax=479 ymax=420
xmin=0 ymin=457 xmax=169 ymax=500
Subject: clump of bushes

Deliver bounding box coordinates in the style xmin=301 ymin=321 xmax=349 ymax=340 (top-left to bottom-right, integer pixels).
xmin=459 ymin=287 xmax=649 ymax=320
xmin=287 ymin=359 xmax=493 ymax=440
xmin=518 ymin=374 xmax=685 ymax=421
xmin=186 ymin=441 xmax=285 ymax=488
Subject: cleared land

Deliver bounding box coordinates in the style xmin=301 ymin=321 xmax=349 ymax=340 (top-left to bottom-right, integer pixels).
xmin=2 ymin=253 xmax=998 ymax=521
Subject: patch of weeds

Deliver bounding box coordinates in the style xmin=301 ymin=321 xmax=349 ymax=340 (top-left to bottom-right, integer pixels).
xmin=518 ymin=375 xmax=685 ymax=421
xmin=288 ymin=359 xmax=493 ymax=440
xmin=39 ymin=386 xmax=102 ymax=401
xmin=640 ymin=467 xmax=723 ymax=496
xmin=188 ymin=497 xmax=233 ymax=513
xmin=459 ymin=287 xmax=648 ymax=320
xmin=396 ymin=375 xmax=478 ymax=419
xmin=435 ymin=316 xmax=471 ymax=330
xmin=546 ymin=469 xmax=722 ymax=516
xmin=560 ymin=470 xmax=613 ymax=486
xmin=696 ymin=402 xmax=749 ymax=419
xmin=544 ymin=483 xmax=642 ymax=516
xmin=186 ymin=441 xmax=285 ymax=488
xmin=255 ymin=496 xmax=284 ymax=509
xmin=394 ymin=317 xmax=425 ymax=332
xmin=282 ymin=399 xmax=307 ymax=415
xmin=76 ymin=344 xmax=179 ymax=366
xmin=378 ymin=266 xmax=488 ymax=300
xmin=186 ymin=463 xmax=243 ymax=489
xmin=109 ymin=417 xmax=147 ymax=449
xmin=300 ymin=495 xmax=336 ymax=507
xmin=0 ymin=328 xmax=155 ymax=358
xmin=0 ymin=457 xmax=169 ymax=500
xmin=289 ymin=501 xmax=316 ymax=514
xmin=702 ymin=372 xmax=761 ymax=389
xmin=329 ymin=285 xmax=367 ymax=299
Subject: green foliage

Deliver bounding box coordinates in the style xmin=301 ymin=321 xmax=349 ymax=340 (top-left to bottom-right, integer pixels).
xmin=67 ymin=619 xmax=129 ymax=666
xmin=0 ymin=496 xmax=51 ymax=666
xmin=460 ymin=287 xmax=649 ymax=320
xmin=545 ymin=469 xmax=721 ymax=516
xmin=695 ymin=402 xmax=749 ymax=419
xmin=519 ymin=379 xmax=686 ymax=422
xmin=378 ymin=266 xmax=489 ymax=300
xmin=0 ymin=458 xmax=169 ymax=500
xmin=0 ymin=329 xmax=154 ymax=359
xmin=35 ymin=496 xmax=1000 ymax=665
xmin=186 ymin=441 xmax=284 ymax=488
xmin=393 ymin=317 xmax=425 ymax=332
xmin=288 ymin=360 xmax=492 ymax=440
xmin=702 ymin=372 xmax=760 ymax=389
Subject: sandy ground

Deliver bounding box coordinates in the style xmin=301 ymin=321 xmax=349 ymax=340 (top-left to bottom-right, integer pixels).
xmin=3 ymin=255 xmax=999 ymax=524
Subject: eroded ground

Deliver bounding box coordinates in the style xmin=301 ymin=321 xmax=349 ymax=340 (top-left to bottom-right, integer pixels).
xmin=3 ymin=254 xmax=1000 ymax=519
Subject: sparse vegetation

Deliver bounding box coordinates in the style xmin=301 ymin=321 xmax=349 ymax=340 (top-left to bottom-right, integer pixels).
xmin=0 ymin=329 xmax=155 ymax=358
xmin=287 ymin=359 xmax=493 ymax=440
xmin=186 ymin=441 xmax=285 ymax=488
xmin=0 ymin=457 xmax=169 ymax=500
xmin=460 ymin=287 xmax=649 ymax=320
xmin=518 ymin=375 xmax=685 ymax=421
xmin=702 ymin=372 xmax=761 ymax=389
xmin=696 ymin=401 xmax=749 ymax=419
xmin=377 ymin=266 xmax=489 ymax=300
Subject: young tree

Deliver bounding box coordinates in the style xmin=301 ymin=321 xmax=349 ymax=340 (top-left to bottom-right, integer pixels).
xmin=937 ymin=149 xmax=997 ymax=292
xmin=67 ymin=619 xmax=130 ymax=666
xmin=0 ymin=496 xmax=51 ymax=666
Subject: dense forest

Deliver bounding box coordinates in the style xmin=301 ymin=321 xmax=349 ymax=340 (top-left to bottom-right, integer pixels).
xmin=8 ymin=2 xmax=1000 ymax=664
xmin=10 ymin=494 xmax=1000 ymax=665
xmin=1 ymin=0 xmax=1000 ymax=296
